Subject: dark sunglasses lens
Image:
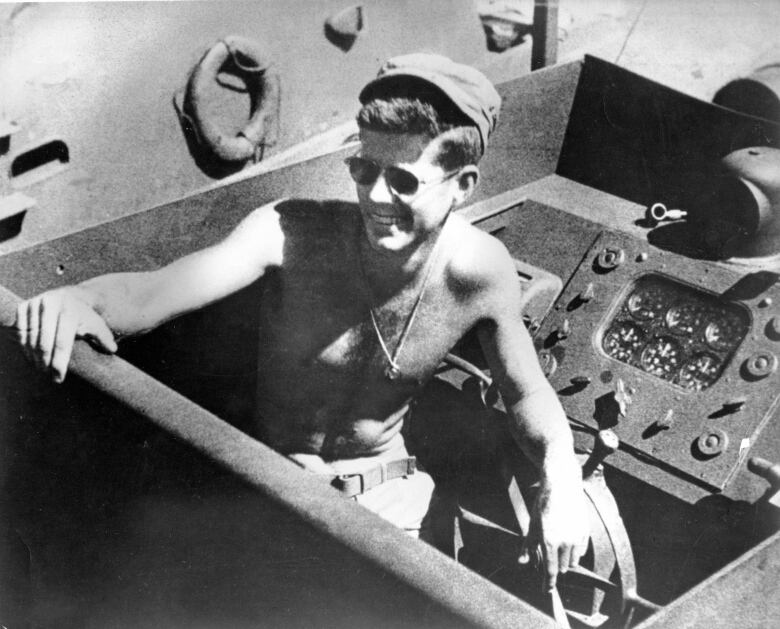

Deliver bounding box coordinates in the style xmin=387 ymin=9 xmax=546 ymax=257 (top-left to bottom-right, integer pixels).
xmin=347 ymin=157 xmax=380 ymax=185
xmin=385 ymin=167 xmax=419 ymax=195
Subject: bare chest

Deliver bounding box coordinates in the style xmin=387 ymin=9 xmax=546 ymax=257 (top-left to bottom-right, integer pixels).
xmin=264 ymin=279 xmax=468 ymax=383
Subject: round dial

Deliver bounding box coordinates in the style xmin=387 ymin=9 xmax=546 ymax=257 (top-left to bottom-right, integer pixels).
xmin=705 ymin=315 xmax=745 ymax=352
xmin=665 ymin=303 xmax=705 ymax=336
xmin=678 ymin=353 xmax=721 ymax=391
xmin=603 ymin=321 xmax=645 ymax=362
xmin=626 ymin=286 xmax=665 ymax=321
xmin=640 ymin=336 xmax=682 ymax=380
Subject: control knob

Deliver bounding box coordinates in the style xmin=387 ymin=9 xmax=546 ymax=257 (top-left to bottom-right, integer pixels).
xmin=596 ymin=247 xmax=625 ymax=271
xmin=696 ymin=428 xmax=729 ymax=457
xmin=582 ymin=429 xmax=620 ymax=478
xmin=745 ymin=351 xmax=778 ymax=379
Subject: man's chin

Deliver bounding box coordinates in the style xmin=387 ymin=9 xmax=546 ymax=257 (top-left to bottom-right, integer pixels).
xmin=368 ymin=235 xmax=414 ymax=253
xmin=364 ymin=226 xmax=415 ymax=253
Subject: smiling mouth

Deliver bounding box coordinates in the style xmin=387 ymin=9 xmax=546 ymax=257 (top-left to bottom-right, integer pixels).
xmin=370 ymin=213 xmax=407 ymax=226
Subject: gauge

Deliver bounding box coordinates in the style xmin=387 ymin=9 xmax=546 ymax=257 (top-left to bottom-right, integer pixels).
xmin=603 ymin=321 xmax=645 ymax=362
xmin=640 ymin=336 xmax=682 ymax=380
xmin=678 ymin=353 xmax=721 ymax=391
xmin=665 ymin=303 xmax=705 ymax=336
xmin=705 ymin=314 xmax=746 ymax=352
xmin=626 ymin=285 xmax=665 ymax=321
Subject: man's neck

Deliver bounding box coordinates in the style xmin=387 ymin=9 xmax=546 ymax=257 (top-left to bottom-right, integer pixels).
xmin=356 ymin=223 xmax=447 ymax=298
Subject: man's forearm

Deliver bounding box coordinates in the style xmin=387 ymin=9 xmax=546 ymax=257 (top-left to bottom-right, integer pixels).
xmin=508 ymin=385 xmax=589 ymax=589
xmin=507 ymin=385 xmax=577 ymax=476
xmin=77 ymin=272 xmax=159 ymax=337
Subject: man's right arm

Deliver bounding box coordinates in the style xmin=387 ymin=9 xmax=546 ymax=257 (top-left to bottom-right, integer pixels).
xmin=15 ymin=201 xmax=285 ymax=382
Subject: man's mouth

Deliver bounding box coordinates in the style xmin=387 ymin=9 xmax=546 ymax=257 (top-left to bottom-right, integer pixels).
xmin=370 ymin=213 xmax=406 ymax=226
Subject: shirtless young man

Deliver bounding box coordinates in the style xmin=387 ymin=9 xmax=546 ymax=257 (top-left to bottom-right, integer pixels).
xmin=16 ymin=54 xmax=588 ymax=590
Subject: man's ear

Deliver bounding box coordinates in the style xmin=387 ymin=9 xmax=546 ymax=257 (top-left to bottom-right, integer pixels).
xmin=453 ymin=165 xmax=480 ymax=206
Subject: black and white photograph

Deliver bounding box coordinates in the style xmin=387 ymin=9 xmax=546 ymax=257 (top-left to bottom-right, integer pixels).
xmin=1 ymin=1 xmax=779 ymax=627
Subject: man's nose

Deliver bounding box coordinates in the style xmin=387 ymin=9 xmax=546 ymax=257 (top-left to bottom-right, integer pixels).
xmin=367 ymin=171 xmax=394 ymax=204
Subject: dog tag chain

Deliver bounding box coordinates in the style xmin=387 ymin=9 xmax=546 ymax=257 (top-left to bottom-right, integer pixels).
xmin=357 ymin=228 xmax=445 ymax=380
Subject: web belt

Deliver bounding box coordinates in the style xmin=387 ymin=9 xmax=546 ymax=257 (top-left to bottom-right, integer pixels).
xmin=331 ymin=456 xmax=417 ymax=498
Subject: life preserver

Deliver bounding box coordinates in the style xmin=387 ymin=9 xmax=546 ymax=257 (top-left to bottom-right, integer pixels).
xmin=182 ymin=36 xmax=280 ymax=165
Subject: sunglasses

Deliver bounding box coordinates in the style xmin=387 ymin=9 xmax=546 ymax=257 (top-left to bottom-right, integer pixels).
xmin=345 ymin=156 xmax=458 ymax=197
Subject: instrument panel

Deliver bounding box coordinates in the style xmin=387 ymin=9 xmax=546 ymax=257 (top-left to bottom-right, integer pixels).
xmin=601 ymin=274 xmax=750 ymax=391
xmin=534 ymin=229 xmax=780 ymax=499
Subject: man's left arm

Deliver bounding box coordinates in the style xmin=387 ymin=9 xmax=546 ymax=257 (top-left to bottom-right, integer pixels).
xmin=475 ymin=245 xmax=589 ymax=592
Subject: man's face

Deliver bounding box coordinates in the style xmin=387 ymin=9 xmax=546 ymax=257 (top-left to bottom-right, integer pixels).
xmin=354 ymin=129 xmax=463 ymax=253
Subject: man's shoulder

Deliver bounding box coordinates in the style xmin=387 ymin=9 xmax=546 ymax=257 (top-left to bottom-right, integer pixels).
xmin=272 ymin=197 xmax=355 ymax=224
xmin=445 ymin=214 xmax=516 ymax=292
xmin=251 ymin=198 xmax=356 ymax=238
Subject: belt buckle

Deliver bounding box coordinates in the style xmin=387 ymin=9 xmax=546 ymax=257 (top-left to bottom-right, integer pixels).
xmin=333 ymin=472 xmax=364 ymax=497
xmin=406 ymin=456 xmax=417 ymax=476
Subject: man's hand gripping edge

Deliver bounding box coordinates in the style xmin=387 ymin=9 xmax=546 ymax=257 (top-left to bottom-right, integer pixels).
xmin=15 ymin=288 xmax=118 ymax=383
